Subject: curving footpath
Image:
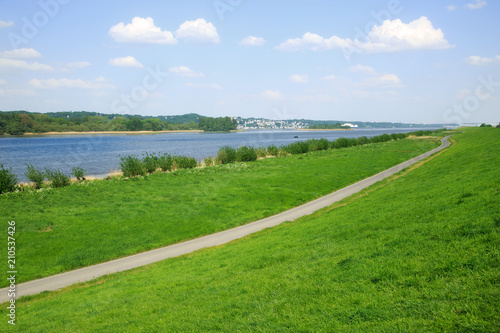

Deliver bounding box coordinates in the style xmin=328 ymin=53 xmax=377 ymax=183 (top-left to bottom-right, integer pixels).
xmin=0 ymin=136 xmax=452 ymax=303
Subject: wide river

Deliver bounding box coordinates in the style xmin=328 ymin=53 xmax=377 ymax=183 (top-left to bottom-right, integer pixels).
xmin=0 ymin=128 xmax=437 ymax=182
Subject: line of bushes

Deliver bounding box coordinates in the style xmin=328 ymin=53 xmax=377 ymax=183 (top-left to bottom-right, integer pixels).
xmin=119 ymin=153 xmax=198 ymax=178
xmin=0 ymin=129 xmax=446 ymax=194
xmin=213 ymin=130 xmax=439 ymax=165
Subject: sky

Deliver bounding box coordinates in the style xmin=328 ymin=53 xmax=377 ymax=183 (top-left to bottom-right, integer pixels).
xmin=0 ymin=0 xmax=499 ymax=124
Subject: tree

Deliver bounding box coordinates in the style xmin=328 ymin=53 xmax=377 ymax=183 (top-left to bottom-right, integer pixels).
xmin=125 ymin=117 xmax=143 ymax=131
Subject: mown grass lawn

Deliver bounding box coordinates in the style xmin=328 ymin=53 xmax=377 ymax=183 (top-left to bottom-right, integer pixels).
xmin=0 ymin=137 xmax=441 ymax=285
xmin=4 ymin=128 xmax=498 ymax=332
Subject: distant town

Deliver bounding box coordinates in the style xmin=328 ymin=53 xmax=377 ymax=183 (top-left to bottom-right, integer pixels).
xmin=234 ymin=117 xmax=452 ymax=130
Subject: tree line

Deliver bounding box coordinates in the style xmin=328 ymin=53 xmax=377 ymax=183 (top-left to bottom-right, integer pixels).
xmin=198 ymin=116 xmax=237 ymax=132
xmin=0 ymin=111 xmax=238 ymax=135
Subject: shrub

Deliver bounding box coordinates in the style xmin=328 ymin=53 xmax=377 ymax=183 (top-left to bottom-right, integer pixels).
xmin=72 ymin=167 xmax=86 ymax=181
xmin=236 ymin=146 xmax=258 ymax=162
xmin=267 ymin=145 xmax=279 ymax=157
xmin=203 ymin=157 xmax=215 ymax=167
xmin=45 ymin=168 xmax=71 ymax=188
xmin=174 ymin=156 xmax=197 ymax=169
xmin=357 ymin=136 xmax=370 ymax=145
xmin=284 ymin=141 xmax=309 ymax=155
xmin=0 ymin=164 xmax=18 ymax=194
xmin=217 ymin=146 xmax=237 ymax=164
xmin=25 ymin=164 xmax=45 ymax=189
xmin=370 ymin=134 xmax=391 ymax=144
xmin=119 ymin=155 xmax=145 ymax=178
xmin=142 ymin=153 xmax=159 ymax=174
xmin=158 ymin=153 xmax=174 ymax=171
xmin=307 ymin=138 xmax=329 ymax=151
xmin=331 ymin=138 xmax=358 ymax=149
xmin=390 ymin=133 xmax=407 ymax=141
xmin=255 ymin=147 xmax=267 ymax=158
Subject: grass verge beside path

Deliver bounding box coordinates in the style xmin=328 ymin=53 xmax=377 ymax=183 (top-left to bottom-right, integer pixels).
xmin=1 ymin=137 xmax=442 ymax=285
xmin=4 ymin=129 xmax=498 ymax=332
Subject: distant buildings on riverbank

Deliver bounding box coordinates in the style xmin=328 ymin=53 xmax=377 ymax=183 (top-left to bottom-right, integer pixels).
xmin=237 ymin=118 xmax=307 ymax=130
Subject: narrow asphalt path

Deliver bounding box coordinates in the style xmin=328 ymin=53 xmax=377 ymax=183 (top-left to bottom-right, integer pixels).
xmin=0 ymin=136 xmax=452 ymax=303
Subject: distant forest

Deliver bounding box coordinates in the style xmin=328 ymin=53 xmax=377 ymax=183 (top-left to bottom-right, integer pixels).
xmin=0 ymin=111 xmax=207 ymax=135
xmin=198 ymin=116 xmax=237 ymax=132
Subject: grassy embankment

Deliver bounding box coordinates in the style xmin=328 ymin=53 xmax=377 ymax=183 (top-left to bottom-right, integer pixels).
xmin=0 ymin=136 xmax=442 ymax=285
xmin=3 ymin=128 xmax=498 ymax=332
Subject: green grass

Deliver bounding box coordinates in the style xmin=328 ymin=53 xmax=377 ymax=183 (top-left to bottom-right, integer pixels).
xmin=0 ymin=138 xmax=441 ymax=286
xmin=3 ymin=128 xmax=498 ymax=332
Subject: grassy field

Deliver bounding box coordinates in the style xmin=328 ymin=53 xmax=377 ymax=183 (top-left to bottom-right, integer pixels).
xmin=3 ymin=128 xmax=498 ymax=332
xmin=0 ymin=137 xmax=441 ymax=285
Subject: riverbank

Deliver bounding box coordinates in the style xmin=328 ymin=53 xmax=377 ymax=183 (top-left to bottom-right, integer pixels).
xmin=0 ymin=137 xmax=442 ymax=285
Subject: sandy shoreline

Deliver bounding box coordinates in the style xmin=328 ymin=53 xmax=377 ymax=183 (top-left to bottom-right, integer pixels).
xmin=297 ymin=128 xmax=353 ymax=131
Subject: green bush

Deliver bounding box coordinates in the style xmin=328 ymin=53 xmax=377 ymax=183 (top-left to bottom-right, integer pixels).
xmin=119 ymin=155 xmax=145 ymax=178
xmin=25 ymin=164 xmax=45 ymax=189
xmin=307 ymin=138 xmax=329 ymax=151
xmin=411 ymin=130 xmax=433 ymax=137
xmin=217 ymin=146 xmax=237 ymax=164
xmin=284 ymin=141 xmax=309 ymax=155
xmin=0 ymin=164 xmax=18 ymax=194
xmin=236 ymin=146 xmax=258 ymax=162
xmin=255 ymin=147 xmax=267 ymax=158
xmin=369 ymin=134 xmax=392 ymax=143
xmin=390 ymin=133 xmax=407 ymax=141
xmin=45 ymin=168 xmax=71 ymax=188
xmin=142 ymin=153 xmax=159 ymax=174
xmin=331 ymin=138 xmax=358 ymax=149
xmin=266 ymin=145 xmax=279 ymax=157
xmin=203 ymin=157 xmax=215 ymax=167
xmin=158 ymin=153 xmax=174 ymax=171
xmin=357 ymin=136 xmax=370 ymax=145
xmin=174 ymin=156 xmax=197 ymax=169
xmin=72 ymin=167 xmax=86 ymax=181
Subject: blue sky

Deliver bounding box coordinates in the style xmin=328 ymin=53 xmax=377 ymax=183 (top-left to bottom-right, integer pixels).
xmin=0 ymin=0 xmax=498 ymax=124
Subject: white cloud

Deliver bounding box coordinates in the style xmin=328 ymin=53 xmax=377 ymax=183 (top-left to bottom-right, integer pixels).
xmin=0 ymin=20 xmax=14 ymax=28
xmin=239 ymin=36 xmax=266 ymax=46
xmin=169 ymin=66 xmax=204 ymax=77
xmin=0 ymin=58 xmax=53 ymax=71
xmin=276 ymin=32 xmax=352 ymax=52
xmin=175 ymin=18 xmax=220 ymax=43
xmin=323 ymin=75 xmax=336 ymax=80
xmin=29 ymin=77 xmax=115 ymax=89
xmin=0 ymin=79 xmax=6 ymax=85
xmin=109 ymin=17 xmax=177 ymax=44
xmin=446 ymin=5 xmax=457 ymax=11
xmin=0 ymin=48 xmax=41 ymax=59
xmin=289 ymin=74 xmax=309 ymax=83
xmin=455 ymin=88 xmax=473 ymax=100
xmin=466 ymin=0 xmax=487 ymax=9
xmin=261 ymin=90 xmax=284 ymax=100
xmin=0 ymin=88 xmax=37 ymax=96
xmin=277 ymin=17 xmax=452 ymax=53
xmin=66 ymin=61 xmax=91 ymax=68
xmin=185 ymin=83 xmax=222 ymax=90
xmin=349 ymin=65 xmax=376 ymax=75
xmin=464 ymin=55 xmax=499 ymax=65
xmin=109 ymin=56 xmax=143 ymax=68
xmin=373 ymin=74 xmax=401 ymax=86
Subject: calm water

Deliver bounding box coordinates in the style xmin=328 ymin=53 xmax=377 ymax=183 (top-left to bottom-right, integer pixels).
xmin=0 ymin=129 xmax=436 ymax=182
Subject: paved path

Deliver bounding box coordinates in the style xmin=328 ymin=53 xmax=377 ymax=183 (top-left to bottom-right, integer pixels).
xmin=0 ymin=136 xmax=451 ymax=303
